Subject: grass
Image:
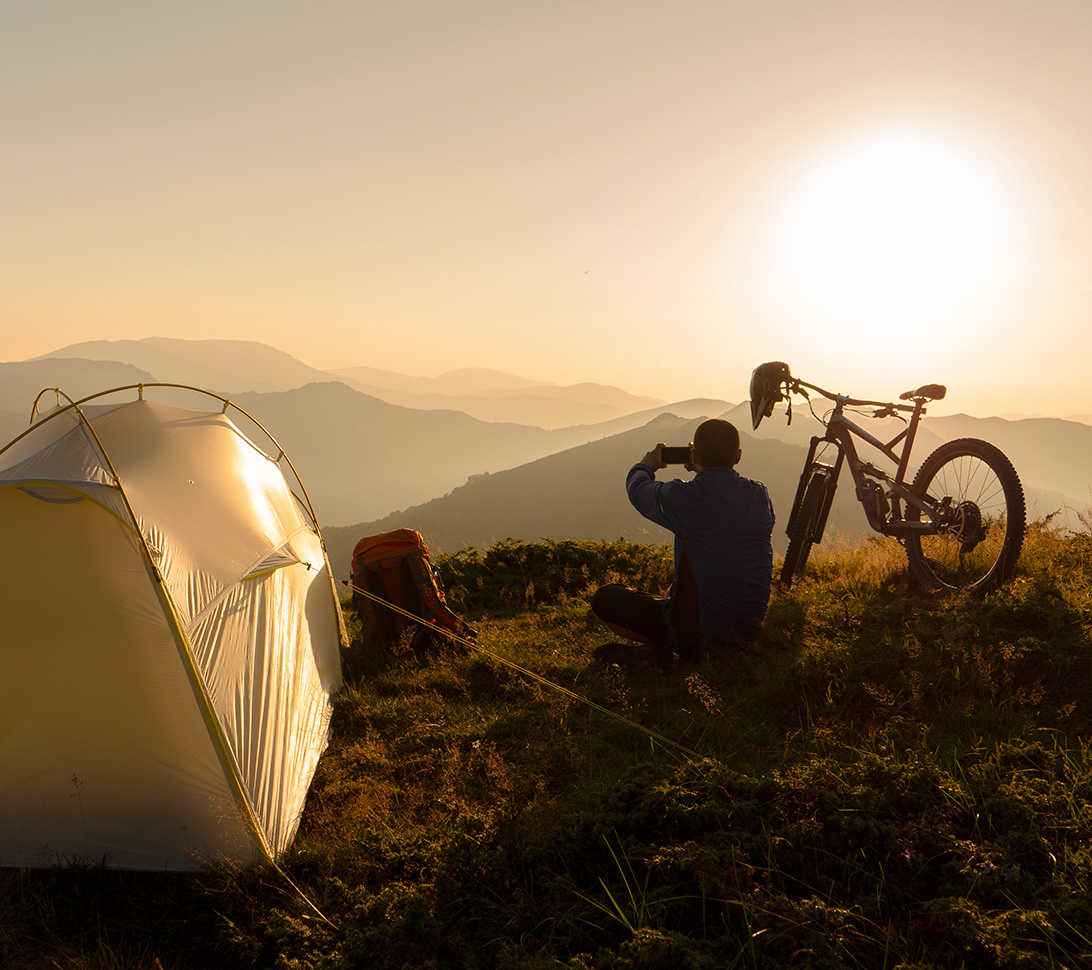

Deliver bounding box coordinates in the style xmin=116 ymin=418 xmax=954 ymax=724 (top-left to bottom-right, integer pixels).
xmin=5 ymin=524 xmax=1092 ymax=968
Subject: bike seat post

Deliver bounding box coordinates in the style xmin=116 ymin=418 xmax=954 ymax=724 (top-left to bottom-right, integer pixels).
xmin=897 ymin=397 xmax=927 ymax=482
xmin=912 ymin=395 xmax=930 ymax=426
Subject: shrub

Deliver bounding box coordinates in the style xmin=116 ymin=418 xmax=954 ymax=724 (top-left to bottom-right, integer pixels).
xmin=436 ymin=538 xmax=674 ymax=613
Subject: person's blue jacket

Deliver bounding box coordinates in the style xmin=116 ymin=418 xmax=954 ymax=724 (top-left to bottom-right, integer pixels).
xmin=626 ymin=462 xmax=775 ymax=648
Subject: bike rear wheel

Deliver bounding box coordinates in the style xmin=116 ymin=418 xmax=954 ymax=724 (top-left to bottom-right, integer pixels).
xmin=780 ymin=469 xmax=830 ymax=590
xmin=904 ymin=438 xmax=1025 ymax=595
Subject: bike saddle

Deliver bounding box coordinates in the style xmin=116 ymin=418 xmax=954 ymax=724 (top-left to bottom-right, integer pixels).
xmin=899 ymin=383 xmax=946 ymax=402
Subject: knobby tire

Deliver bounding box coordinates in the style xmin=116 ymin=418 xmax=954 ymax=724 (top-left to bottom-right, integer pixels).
xmin=904 ymin=437 xmax=1025 ymax=595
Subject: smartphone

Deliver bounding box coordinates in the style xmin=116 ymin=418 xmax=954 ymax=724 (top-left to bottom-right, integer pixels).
xmin=660 ymin=446 xmax=691 ymax=464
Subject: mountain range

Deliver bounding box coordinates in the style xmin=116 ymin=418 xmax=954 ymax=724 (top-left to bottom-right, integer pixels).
xmin=5 ymin=338 xmax=1090 ymax=579
xmin=3 ymin=339 xmax=729 ymax=527
xmin=33 ymin=338 xmax=662 ymax=429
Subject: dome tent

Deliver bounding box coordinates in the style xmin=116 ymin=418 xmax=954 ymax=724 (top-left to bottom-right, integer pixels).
xmin=0 ymin=384 xmax=345 ymax=871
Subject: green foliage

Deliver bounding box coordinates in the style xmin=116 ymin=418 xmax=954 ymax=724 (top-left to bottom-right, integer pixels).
xmin=435 ymin=537 xmax=674 ymax=613
xmin=8 ymin=530 xmax=1092 ymax=968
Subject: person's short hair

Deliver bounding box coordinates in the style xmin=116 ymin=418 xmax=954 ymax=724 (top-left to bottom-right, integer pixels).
xmin=693 ymin=418 xmax=740 ymax=467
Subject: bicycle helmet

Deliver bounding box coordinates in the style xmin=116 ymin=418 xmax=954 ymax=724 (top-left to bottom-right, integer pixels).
xmin=749 ymin=361 xmax=792 ymax=429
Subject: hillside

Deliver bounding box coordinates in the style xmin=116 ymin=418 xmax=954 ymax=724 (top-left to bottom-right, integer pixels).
xmin=322 ymin=415 xmax=871 ymax=574
xmin=7 ymin=530 xmax=1092 ymax=968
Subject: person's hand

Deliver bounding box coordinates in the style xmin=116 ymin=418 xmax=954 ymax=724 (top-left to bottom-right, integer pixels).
xmin=641 ymin=443 xmax=667 ymax=470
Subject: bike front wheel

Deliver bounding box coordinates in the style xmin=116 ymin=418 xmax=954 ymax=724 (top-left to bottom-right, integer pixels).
xmin=904 ymin=438 xmax=1025 ymax=595
xmin=780 ymin=469 xmax=830 ymax=590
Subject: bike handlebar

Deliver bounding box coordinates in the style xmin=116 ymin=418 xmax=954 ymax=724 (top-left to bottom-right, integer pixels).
xmin=789 ymin=377 xmax=919 ymax=414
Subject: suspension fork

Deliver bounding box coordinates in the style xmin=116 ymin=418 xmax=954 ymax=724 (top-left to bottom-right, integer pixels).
xmin=785 ymin=434 xmax=844 ymax=542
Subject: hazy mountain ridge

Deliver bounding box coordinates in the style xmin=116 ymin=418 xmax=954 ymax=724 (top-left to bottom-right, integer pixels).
xmin=227 ymin=382 xmax=563 ymax=525
xmin=322 ymin=417 xmax=872 ymax=575
xmin=567 ymin=398 xmax=736 ymax=439
xmin=225 ymin=385 xmax=739 ymax=529
xmin=0 ymin=409 xmax=28 ymax=450
xmin=332 ymin=384 xmax=663 ymax=429
xmin=1003 ymin=412 xmax=1092 ymax=427
xmin=223 ymin=383 xmax=749 ymax=527
xmin=927 ymin=414 xmax=1092 ymax=512
xmin=0 ymin=358 xmax=158 ymax=445
xmin=330 ymin=365 xmax=546 ymax=395
xmin=326 ymin=373 xmax=664 ymax=429
xmin=8 ymin=340 xmax=1092 ymax=566
xmin=36 ymin=338 xmax=662 ymax=429
xmin=331 ymin=365 xmax=665 ymax=411
xmin=324 ymin=416 xmax=1073 ymax=578
xmin=1 ymin=357 xmax=157 ymax=411
xmin=1 ymin=350 xmax=735 ymax=529
xmin=33 ymin=338 xmax=301 ymax=394
xmin=321 ymin=407 xmax=1087 ymax=576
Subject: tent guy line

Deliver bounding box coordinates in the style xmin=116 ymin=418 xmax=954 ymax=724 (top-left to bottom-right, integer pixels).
xmin=342 ymin=578 xmax=704 ymax=761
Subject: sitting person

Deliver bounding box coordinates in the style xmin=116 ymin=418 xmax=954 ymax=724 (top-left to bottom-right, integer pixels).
xmin=591 ymin=418 xmax=775 ymax=667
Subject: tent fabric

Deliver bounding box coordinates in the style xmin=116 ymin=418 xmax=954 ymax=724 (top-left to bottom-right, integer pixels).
xmin=0 ymin=392 xmax=344 ymax=871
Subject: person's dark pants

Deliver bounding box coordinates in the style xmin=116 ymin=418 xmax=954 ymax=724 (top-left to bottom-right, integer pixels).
xmin=591 ymin=583 xmax=761 ymax=658
xmin=590 ymin=584 xmax=669 ymax=645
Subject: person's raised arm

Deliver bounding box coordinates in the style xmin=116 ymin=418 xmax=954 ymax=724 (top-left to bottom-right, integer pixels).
xmin=640 ymin=443 xmax=667 ymax=470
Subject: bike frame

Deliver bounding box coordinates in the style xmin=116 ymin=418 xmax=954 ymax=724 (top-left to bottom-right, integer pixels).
xmin=783 ymin=379 xmax=944 ymax=544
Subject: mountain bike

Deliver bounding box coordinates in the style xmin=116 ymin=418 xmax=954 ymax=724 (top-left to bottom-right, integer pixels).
xmin=749 ymin=362 xmax=1026 ymax=595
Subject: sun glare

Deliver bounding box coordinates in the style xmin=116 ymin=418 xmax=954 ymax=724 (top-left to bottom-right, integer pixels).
xmin=763 ymin=130 xmax=1022 ymax=339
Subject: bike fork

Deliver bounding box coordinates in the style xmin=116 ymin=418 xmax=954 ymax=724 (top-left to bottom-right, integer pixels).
xmin=787 ymin=436 xmax=843 ymax=543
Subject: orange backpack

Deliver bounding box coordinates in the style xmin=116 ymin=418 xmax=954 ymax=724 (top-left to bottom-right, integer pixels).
xmin=350 ymin=528 xmax=476 ymax=650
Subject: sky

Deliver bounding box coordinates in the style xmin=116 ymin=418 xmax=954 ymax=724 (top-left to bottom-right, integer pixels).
xmin=3 ymin=1 xmax=1091 ymax=418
